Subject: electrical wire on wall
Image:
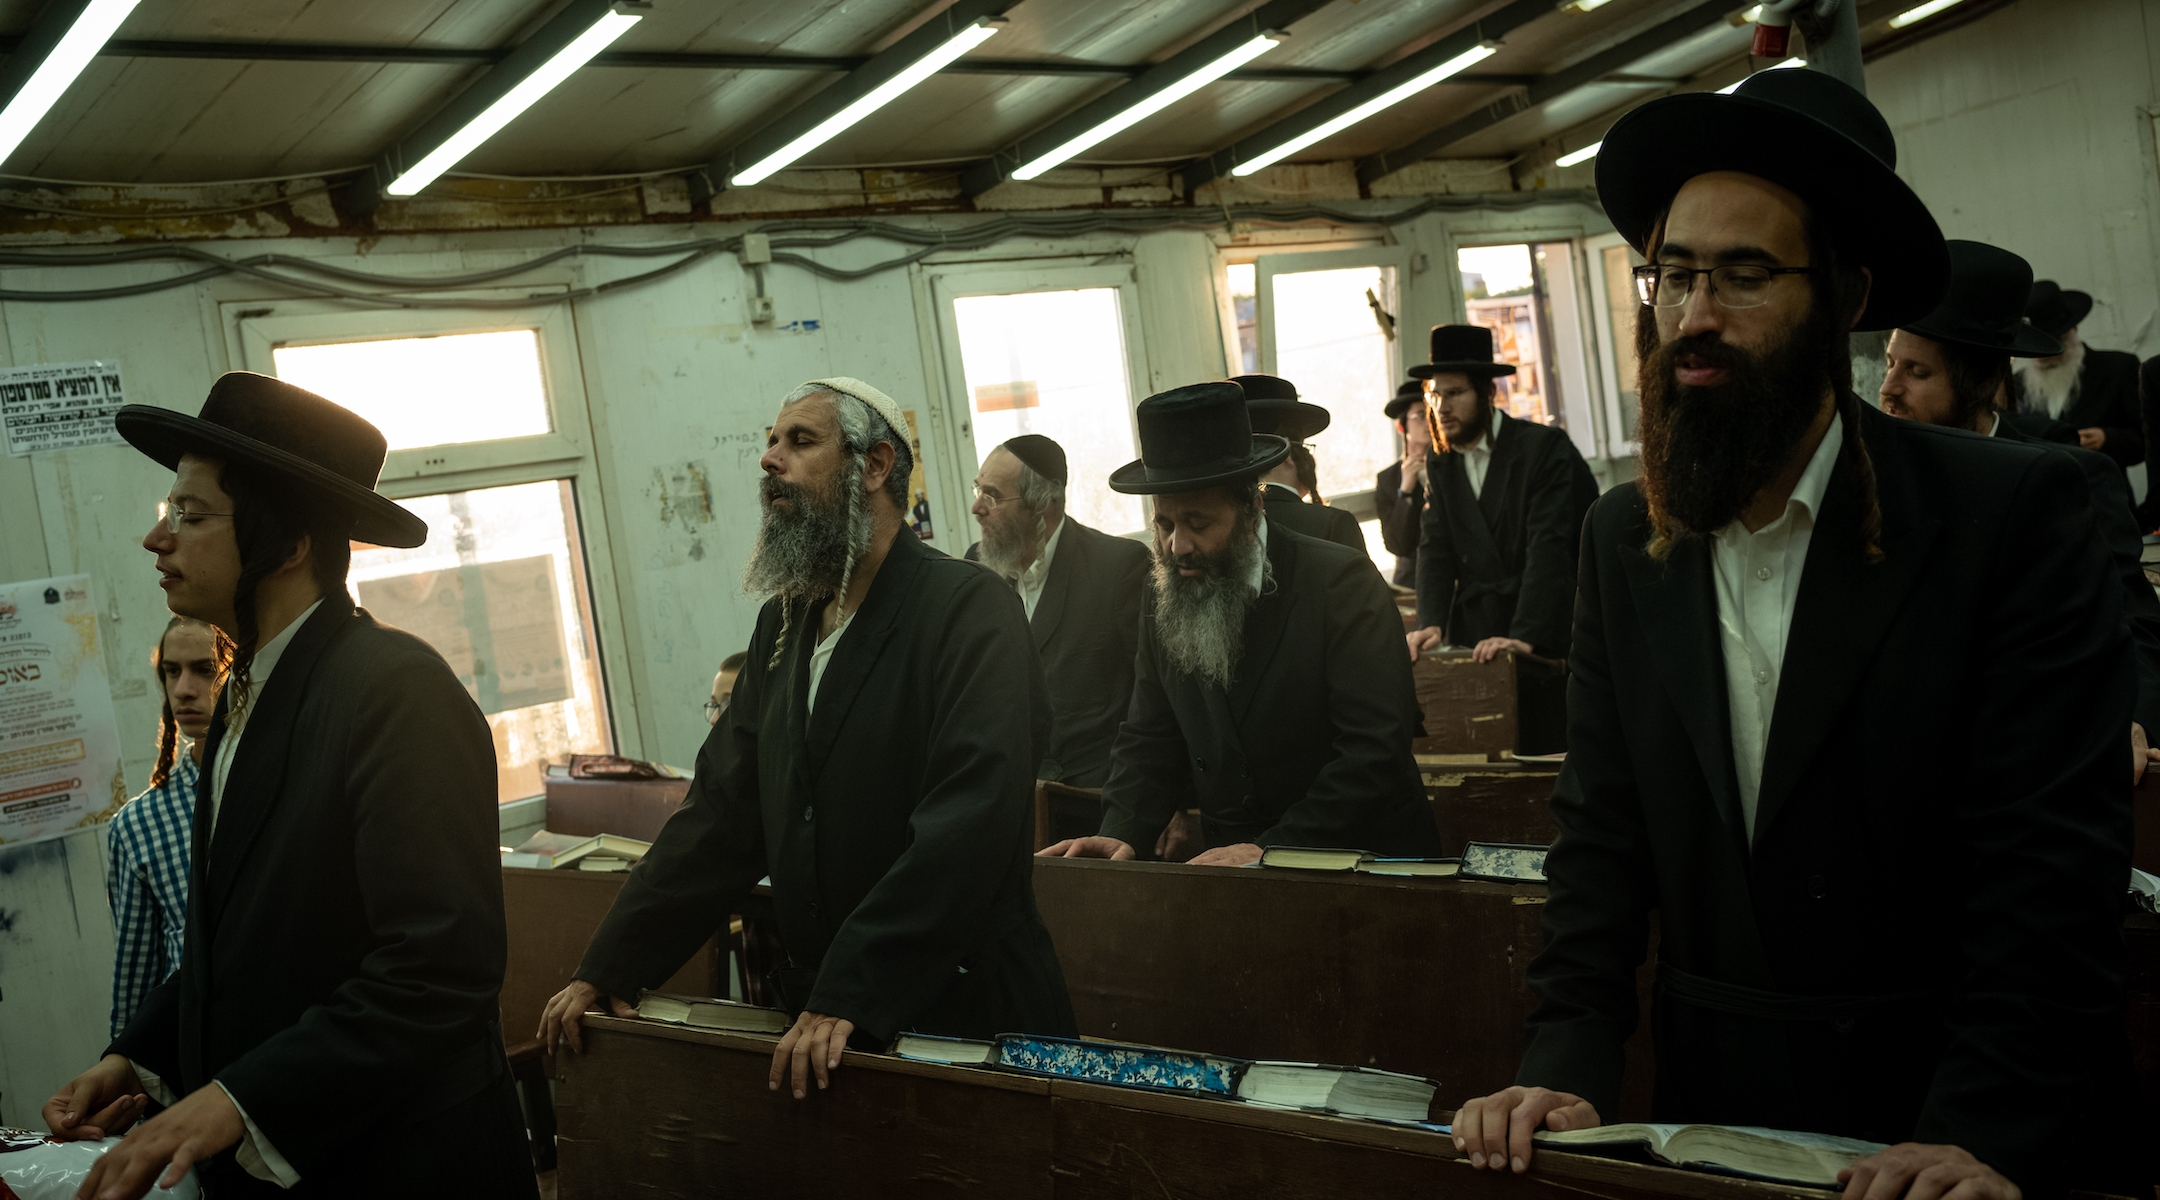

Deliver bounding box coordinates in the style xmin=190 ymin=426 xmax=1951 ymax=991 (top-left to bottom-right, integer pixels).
xmin=0 ymin=190 xmax=1592 ymax=310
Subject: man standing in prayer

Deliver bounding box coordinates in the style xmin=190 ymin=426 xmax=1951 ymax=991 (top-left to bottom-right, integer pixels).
xmin=543 ymin=377 xmax=1075 ymax=1102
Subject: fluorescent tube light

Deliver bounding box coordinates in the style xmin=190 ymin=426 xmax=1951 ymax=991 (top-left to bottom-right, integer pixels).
xmin=1560 ymin=0 xmax=1616 ymax=11
xmin=387 ymin=7 xmax=643 ymax=196
xmin=1715 ymin=56 xmax=1804 ymax=93
xmin=1556 ymin=141 xmax=1601 ymax=167
xmin=1888 ymin=0 xmax=1966 ymax=28
xmin=1231 ymin=42 xmax=1499 ymax=177
xmin=1011 ymin=34 xmax=1281 ymax=180
xmin=0 ymin=0 xmax=144 ymax=165
xmin=734 ymin=19 xmax=1001 ymax=186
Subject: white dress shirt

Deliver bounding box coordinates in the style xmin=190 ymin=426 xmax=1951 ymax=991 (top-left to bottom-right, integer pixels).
xmin=1457 ymin=408 xmax=1506 ymax=499
xmin=135 ymin=598 xmax=323 ymax=1187
xmin=807 ymin=606 xmax=855 ymax=711
xmin=1246 ymin=515 xmax=1270 ymax=596
xmin=1015 ymin=517 xmax=1066 ymax=623
xmin=1710 ymin=415 xmax=1843 ymax=839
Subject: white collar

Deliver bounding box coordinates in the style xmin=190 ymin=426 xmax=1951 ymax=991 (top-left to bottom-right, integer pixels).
xmin=1981 ymin=411 xmax=2001 ymax=437
xmin=1247 ymin=516 xmax=1270 ymax=596
xmin=230 ymin=598 xmax=325 ymax=718
xmin=1456 ymin=407 xmax=1504 ymax=454
xmin=1718 ymin=409 xmax=1843 ymax=543
xmin=1018 ymin=516 xmax=1065 ymax=589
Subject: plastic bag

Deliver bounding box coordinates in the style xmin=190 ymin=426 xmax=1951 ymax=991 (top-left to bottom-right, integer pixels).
xmin=0 ymin=1136 xmax=199 ymax=1200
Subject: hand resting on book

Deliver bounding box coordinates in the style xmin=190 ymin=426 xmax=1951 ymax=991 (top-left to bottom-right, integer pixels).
xmin=1451 ymin=1084 xmax=1600 ymax=1172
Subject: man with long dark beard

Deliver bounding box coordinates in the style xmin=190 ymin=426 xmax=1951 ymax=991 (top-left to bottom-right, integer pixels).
xmin=540 ymin=377 xmax=1075 ymax=1100
xmin=1451 ymin=71 xmax=2144 ymax=1197
xmin=1037 ymin=382 xmax=1437 ymax=866
xmin=964 ymin=434 xmax=1149 ymax=788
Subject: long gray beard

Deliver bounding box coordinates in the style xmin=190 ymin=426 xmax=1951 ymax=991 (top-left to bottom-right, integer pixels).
xmin=1151 ymin=533 xmax=1268 ymax=691
xmin=742 ymin=457 xmax=872 ymax=607
xmin=2016 ymin=335 xmax=2084 ymax=420
xmin=977 ymin=508 xmax=1046 ymax=579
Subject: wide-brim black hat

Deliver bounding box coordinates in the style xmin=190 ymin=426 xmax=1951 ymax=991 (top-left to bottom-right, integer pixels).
xmin=116 ymin=371 xmax=427 ymax=548
xmin=1408 ymin=324 xmax=1517 ymax=380
xmin=1109 ymin=380 xmax=1290 ymax=495
xmin=1594 ymin=68 xmax=1948 ymax=332
xmin=2024 ymin=280 xmax=2093 ymax=339
xmin=1904 ymin=241 xmax=2061 ymax=358
xmin=1231 ymin=374 xmax=1331 ymax=441
xmin=1384 ymin=379 xmax=1424 ymax=420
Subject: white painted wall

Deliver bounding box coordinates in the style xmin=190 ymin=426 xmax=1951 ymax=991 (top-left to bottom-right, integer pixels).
xmin=1869 ymin=0 xmax=2160 ymax=358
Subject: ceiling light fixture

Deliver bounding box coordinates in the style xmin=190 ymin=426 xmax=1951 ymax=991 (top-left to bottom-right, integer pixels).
xmin=386 ymin=2 xmax=645 ymax=196
xmin=1559 ymin=0 xmax=1616 ymax=11
xmin=1231 ymin=41 xmax=1499 ymax=177
xmin=1011 ymin=34 xmax=1282 ymax=180
xmin=0 ymin=0 xmax=145 ymax=166
xmin=1888 ymin=0 xmax=1967 ymax=28
xmin=1716 ymin=56 xmax=1805 ymax=93
xmin=734 ymin=18 xmax=1002 ymax=186
xmin=1556 ymin=141 xmax=1602 ymax=167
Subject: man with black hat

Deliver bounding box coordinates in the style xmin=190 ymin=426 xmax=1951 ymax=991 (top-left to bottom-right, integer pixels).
xmin=1451 ymin=70 xmax=2143 ymax=1196
xmin=1037 ymin=382 xmax=1436 ymax=867
xmin=543 ymin=377 xmax=1075 ymax=1102
xmin=1404 ymin=324 xmax=1598 ymax=753
xmin=45 ymin=373 xmax=535 ymax=1197
xmin=1235 ymin=374 xmax=1367 ymax=552
xmin=965 ymin=433 xmax=1150 ymax=788
xmin=2008 ymin=280 xmax=2143 ymax=469
xmin=1373 ymin=379 xmax=1431 ymax=588
xmin=1882 ymin=240 xmax=2160 ymax=783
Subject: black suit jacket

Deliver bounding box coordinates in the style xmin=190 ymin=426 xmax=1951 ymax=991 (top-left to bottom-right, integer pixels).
xmin=1262 ymin=482 xmax=1365 ymax=552
xmin=1995 ymin=418 xmax=2160 ymax=736
xmin=1097 ymin=523 xmax=1438 ymax=856
xmin=108 ymin=600 xmax=530 ymax=1190
xmin=1373 ymin=462 xmax=1423 ymax=587
xmin=965 ymin=519 xmax=1150 ymax=787
xmin=580 ymin=529 xmax=1076 ymax=1043
xmin=1521 ymin=401 xmax=2140 ymax=1192
xmin=2010 ymin=347 xmax=2143 ymax=467
xmin=1415 ymin=415 xmax=1599 ymax=654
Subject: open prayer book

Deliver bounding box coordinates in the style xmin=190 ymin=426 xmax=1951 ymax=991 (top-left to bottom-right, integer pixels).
xmin=1533 ymin=1124 xmax=1885 ymax=1187
xmin=502 ymin=830 xmax=652 ymax=871
xmin=1258 ymin=846 xmax=1460 ymax=877
xmin=890 ymin=1035 xmax=1435 ymax=1122
xmin=633 ymin=992 xmax=789 ymax=1033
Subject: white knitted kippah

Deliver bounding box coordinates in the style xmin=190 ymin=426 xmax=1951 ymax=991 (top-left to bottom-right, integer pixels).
xmin=803 ymin=376 xmax=909 ymax=447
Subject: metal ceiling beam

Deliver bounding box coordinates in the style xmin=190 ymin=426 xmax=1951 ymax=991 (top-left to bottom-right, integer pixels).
xmin=344 ymin=0 xmax=631 ymax=221
xmin=954 ymin=0 xmax=1337 ymax=198
xmin=1355 ymin=0 xmax=1735 ymax=187
xmin=1178 ymin=0 xmax=1555 ymax=195
xmin=706 ymin=0 xmax=1022 ymax=193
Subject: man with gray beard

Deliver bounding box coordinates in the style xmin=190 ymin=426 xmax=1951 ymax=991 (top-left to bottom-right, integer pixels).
xmin=542 ymin=377 xmax=1075 ymax=1102
xmin=1038 ymin=382 xmax=1437 ymax=868
xmin=964 ymin=434 xmax=1149 ymax=788
xmin=2006 ymin=281 xmax=2142 ymax=469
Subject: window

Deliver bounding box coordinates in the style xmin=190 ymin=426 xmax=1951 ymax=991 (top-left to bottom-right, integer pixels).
xmin=930 ymin=266 xmax=1151 ymax=537
xmin=230 ymin=296 xmax=628 ymax=803
xmin=1265 ymin=263 xmax=1401 ymax=501
xmin=1584 ymin=233 xmax=1646 ymax=457
xmin=1457 ymin=244 xmax=1554 ymax=426
xmin=1225 ymin=263 xmax=1259 ymax=375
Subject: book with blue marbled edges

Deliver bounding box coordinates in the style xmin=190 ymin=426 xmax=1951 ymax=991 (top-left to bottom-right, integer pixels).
xmin=994 ymin=1034 xmax=1248 ymax=1097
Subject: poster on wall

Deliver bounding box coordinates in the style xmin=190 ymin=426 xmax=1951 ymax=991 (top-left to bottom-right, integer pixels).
xmin=0 ymin=574 xmax=126 ymax=845
xmin=902 ymin=409 xmax=933 ymax=541
xmin=0 ymin=360 xmax=128 ymax=457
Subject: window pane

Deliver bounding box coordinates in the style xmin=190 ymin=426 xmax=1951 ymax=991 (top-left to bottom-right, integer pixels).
xmin=1225 ymin=262 xmax=1259 ymax=375
xmin=1459 ymin=245 xmax=1555 ymax=427
xmin=951 ymin=288 xmax=1144 ymax=535
xmin=271 ymin=329 xmax=552 ymax=451
xmin=1269 ymin=265 xmax=1399 ymax=499
xmin=1600 ymin=243 xmax=1644 ymax=443
xmin=349 ymin=479 xmax=610 ymax=803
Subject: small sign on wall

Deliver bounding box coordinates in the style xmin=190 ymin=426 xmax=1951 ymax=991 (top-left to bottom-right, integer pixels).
xmin=0 ymin=573 xmax=126 ymax=845
xmin=0 ymin=360 xmax=127 ymax=456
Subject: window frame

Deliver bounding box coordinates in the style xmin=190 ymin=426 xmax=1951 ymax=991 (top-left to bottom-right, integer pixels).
xmin=1582 ymin=231 xmax=1645 ymax=461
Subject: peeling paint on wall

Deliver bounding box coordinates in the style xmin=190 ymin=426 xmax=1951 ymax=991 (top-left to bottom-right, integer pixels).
xmin=647 ymin=460 xmax=716 ymax=567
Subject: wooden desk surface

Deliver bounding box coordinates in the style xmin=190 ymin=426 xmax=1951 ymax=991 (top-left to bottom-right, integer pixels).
xmin=499 ymin=867 xmax=718 ymax=1052
xmin=554 ymin=1016 xmax=1823 ymax=1200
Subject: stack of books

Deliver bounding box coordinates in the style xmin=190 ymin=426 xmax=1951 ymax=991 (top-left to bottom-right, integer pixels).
xmin=501 ymin=830 xmax=653 ymax=872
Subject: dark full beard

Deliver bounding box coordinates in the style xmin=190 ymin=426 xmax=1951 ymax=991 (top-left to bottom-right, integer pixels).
xmin=977 ymin=505 xmax=1046 ymax=579
xmin=1150 ymin=513 xmax=1267 ymax=690
xmin=741 ymin=458 xmax=872 ymax=605
xmin=1635 ymin=304 xmax=1843 ymax=544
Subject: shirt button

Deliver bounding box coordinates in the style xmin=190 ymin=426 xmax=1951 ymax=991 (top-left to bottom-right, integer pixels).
xmin=803 ymin=806 xmax=814 ymax=822
xmin=1754 ymin=670 xmax=1769 ymax=685
xmin=1755 ymin=566 xmax=1771 ymax=581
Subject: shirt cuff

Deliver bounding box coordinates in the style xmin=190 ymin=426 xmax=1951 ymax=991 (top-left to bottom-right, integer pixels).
xmin=127 ymin=1060 xmax=176 ymax=1107
xmin=216 ymin=1081 xmax=301 ymax=1187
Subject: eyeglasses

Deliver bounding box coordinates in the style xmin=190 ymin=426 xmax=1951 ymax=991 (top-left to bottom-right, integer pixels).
xmin=1632 ymin=264 xmax=1817 ymax=309
xmin=157 ymin=500 xmax=234 ymax=534
xmin=702 ymin=697 xmax=728 ymax=724
xmin=972 ymin=484 xmax=1013 ymax=509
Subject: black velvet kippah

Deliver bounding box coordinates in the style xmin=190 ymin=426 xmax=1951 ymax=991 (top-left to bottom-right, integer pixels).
xmin=1002 ymin=434 xmax=1067 ymax=486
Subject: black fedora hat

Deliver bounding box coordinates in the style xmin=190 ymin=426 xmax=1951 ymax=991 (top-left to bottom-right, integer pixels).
xmin=116 ymin=371 xmax=428 ymax=548
xmin=2024 ymin=281 xmax=2093 ymax=339
xmin=1408 ymin=324 xmax=1517 ymax=380
xmin=1903 ymin=241 xmax=2061 ymax=358
xmin=1594 ymin=68 xmax=1948 ymax=331
xmin=1231 ymin=374 xmax=1331 ymax=442
xmin=1384 ymin=378 xmax=1424 ymax=420
xmin=1109 ymin=381 xmax=1290 ymax=495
